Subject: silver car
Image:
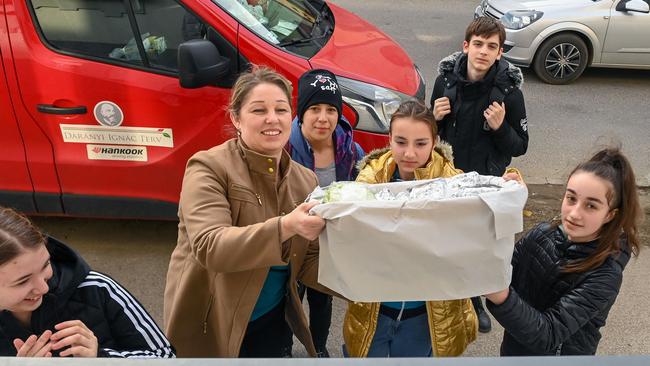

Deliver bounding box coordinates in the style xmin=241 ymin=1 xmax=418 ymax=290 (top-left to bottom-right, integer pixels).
xmin=475 ymin=0 xmax=650 ymax=84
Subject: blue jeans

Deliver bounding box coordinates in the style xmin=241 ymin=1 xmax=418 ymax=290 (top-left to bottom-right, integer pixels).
xmin=362 ymin=312 xmax=432 ymax=357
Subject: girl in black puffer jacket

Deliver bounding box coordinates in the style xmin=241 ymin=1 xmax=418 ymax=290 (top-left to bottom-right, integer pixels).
xmin=485 ymin=147 xmax=643 ymax=355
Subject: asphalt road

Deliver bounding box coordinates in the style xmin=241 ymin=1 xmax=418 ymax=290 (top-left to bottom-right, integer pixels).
xmin=331 ymin=0 xmax=650 ymax=186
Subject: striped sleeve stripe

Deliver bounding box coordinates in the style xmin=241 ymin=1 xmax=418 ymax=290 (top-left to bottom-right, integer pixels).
xmin=103 ymin=348 xmax=167 ymax=358
xmin=103 ymin=349 xmax=159 ymax=358
xmin=79 ymin=276 xmax=160 ymax=348
xmin=85 ymin=271 xmax=170 ymax=349
xmin=78 ymin=272 xmax=173 ymax=358
xmin=104 ymin=348 xmax=168 ymax=357
xmin=106 ymin=348 xmax=172 ymax=357
xmin=79 ymin=279 xmax=165 ymax=355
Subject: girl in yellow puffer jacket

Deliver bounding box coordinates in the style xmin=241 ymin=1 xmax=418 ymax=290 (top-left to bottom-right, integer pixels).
xmin=343 ymin=100 xmax=478 ymax=357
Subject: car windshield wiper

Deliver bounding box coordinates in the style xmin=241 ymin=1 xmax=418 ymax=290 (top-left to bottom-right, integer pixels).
xmin=304 ymin=0 xmax=334 ymax=39
xmin=277 ymin=33 xmax=328 ymax=47
xmin=303 ymin=0 xmax=322 ymax=31
xmin=278 ymin=1 xmax=331 ymax=48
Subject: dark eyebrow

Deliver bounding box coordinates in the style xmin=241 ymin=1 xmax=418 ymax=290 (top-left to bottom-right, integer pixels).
xmin=472 ymin=39 xmax=499 ymax=47
xmin=393 ymin=136 xmax=431 ymax=143
xmin=11 ymin=256 xmax=50 ymax=285
xmin=566 ymin=188 xmax=605 ymax=205
xmin=586 ymin=197 xmax=605 ymax=205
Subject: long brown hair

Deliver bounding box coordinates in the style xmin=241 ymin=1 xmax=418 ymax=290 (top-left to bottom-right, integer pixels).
xmin=0 ymin=207 xmax=46 ymax=266
xmin=563 ymin=148 xmax=643 ymax=273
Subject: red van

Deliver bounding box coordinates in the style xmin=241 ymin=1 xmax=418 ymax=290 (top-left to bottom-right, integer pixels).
xmin=0 ymin=0 xmax=423 ymax=219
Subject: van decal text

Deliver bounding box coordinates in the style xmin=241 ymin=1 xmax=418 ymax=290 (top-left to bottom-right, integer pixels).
xmin=60 ymin=124 xmax=173 ymax=148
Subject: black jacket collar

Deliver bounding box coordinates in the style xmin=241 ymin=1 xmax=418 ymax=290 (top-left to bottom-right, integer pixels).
xmin=553 ymin=225 xmax=631 ymax=270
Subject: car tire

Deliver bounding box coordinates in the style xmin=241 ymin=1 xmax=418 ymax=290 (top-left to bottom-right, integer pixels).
xmin=533 ymin=33 xmax=589 ymax=85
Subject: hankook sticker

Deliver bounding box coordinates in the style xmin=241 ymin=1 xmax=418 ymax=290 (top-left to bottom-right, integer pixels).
xmin=87 ymin=144 xmax=148 ymax=162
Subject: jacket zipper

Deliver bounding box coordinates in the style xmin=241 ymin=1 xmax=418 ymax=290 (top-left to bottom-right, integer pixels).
xmin=396 ymin=302 xmax=406 ymax=321
xmin=203 ymin=295 xmax=214 ymax=334
xmin=230 ymin=184 xmax=261 ymax=206
xmin=555 ymin=343 xmax=563 ymax=356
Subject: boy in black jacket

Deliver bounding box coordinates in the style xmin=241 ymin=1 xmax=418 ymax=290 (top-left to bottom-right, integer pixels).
xmin=431 ymin=16 xmax=528 ymax=177
xmin=430 ymin=16 xmax=529 ymax=333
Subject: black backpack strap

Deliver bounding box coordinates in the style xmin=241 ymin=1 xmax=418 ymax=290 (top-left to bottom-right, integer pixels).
xmin=489 ymin=85 xmax=506 ymax=104
xmin=441 ymin=75 xmax=462 ymax=124
xmin=490 ymin=60 xmax=517 ymax=104
xmin=441 ymin=74 xmax=458 ymax=105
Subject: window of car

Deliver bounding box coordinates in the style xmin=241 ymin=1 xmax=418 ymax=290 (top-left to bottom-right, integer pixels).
xmin=28 ymin=0 xmax=208 ymax=73
xmin=212 ymin=0 xmax=332 ymax=58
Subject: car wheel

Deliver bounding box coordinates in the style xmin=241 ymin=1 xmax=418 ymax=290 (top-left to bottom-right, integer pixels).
xmin=533 ymin=33 xmax=589 ymax=85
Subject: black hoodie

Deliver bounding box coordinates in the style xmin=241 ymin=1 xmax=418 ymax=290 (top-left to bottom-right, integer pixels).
xmin=0 ymin=237 xmax=174 ymax=357
xmin=487 ymin=223 xmax=631 ymax=356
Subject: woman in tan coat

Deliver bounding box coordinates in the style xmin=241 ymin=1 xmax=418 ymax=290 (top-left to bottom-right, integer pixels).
xmin=163 ymin=67 xmax=327 ymax=357
xmin=344 ymin=100 xmax=478 ymax=357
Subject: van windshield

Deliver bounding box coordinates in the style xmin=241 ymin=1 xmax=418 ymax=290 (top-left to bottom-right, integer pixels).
xmin=212 ymin=0 xmax=332 ymax=57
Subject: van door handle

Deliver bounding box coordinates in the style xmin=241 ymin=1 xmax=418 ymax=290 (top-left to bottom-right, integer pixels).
xmin=37 ymin=104 xmax=87 ymax=115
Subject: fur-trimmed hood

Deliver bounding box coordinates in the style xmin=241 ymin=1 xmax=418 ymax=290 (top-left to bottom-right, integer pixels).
xmin=437 ymin=51 xmax=523 ymax=89
xmin=357 ymin=139 xmax=455 ymax=172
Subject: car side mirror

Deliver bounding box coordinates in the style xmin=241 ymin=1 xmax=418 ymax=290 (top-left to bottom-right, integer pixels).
xmin=178 ymin=40 xmax=231 ymax=88
xmin=616 ymin=0 xmax=650 ymax=13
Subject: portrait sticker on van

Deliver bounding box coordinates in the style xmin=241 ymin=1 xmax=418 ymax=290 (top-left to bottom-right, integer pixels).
xmin=87 ymin=144 xmax=148 ymax=162
xmin=93 ymin=101 xmax=124 ymax=127
xmin=60 ymin=124 xmax=174 ymax=148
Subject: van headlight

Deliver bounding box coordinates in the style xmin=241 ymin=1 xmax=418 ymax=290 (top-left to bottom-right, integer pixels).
xmin=337 ymin=76 xmax=414 ymax=134
xmin=501 ymin=10 xmax=543 ymax=30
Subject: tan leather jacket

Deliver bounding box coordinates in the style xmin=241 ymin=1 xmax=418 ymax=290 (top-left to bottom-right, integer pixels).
xmin=164 ymin=139 xmax=324 ymax=357
xmin=344 ymin=142 xmax=478 ymax=357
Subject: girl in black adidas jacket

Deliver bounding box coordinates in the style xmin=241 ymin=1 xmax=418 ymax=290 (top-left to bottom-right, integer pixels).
xmin=485 ymin=148 xmax=643 ymax=355
xmin=0 ymin=207 xmax=174 ymax=358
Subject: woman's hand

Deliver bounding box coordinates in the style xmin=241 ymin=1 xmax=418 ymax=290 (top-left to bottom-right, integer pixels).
xmin=50 ymin=320 xmax=98 ymax=357
xmin=485 ymin=288 xmax=510 ymax=305
xmin=281 ymin=201 xmax=325 ymax=241
xmin=13 ymin=330 xmax=53 ymax=357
